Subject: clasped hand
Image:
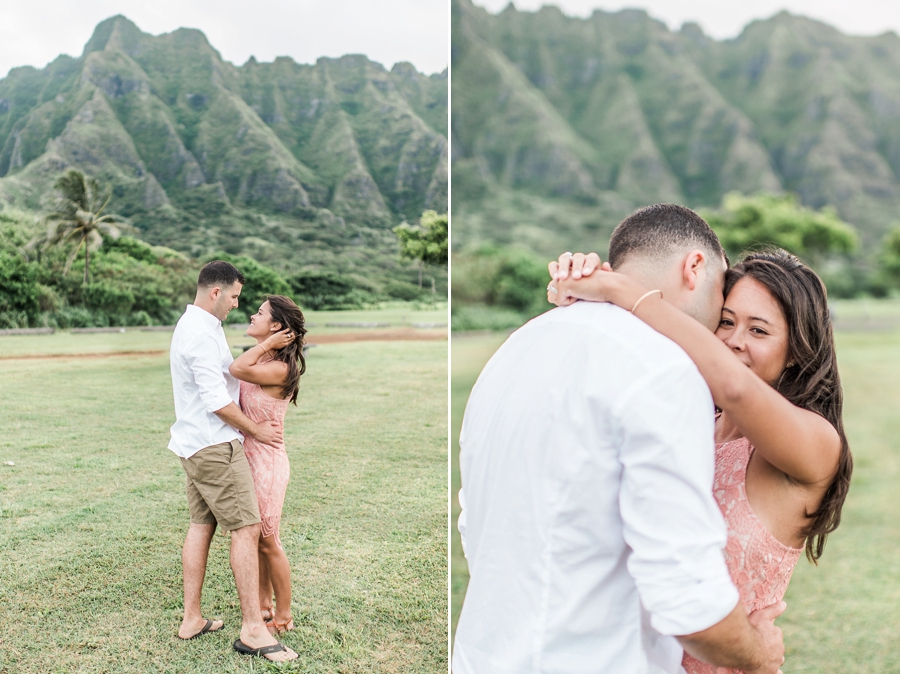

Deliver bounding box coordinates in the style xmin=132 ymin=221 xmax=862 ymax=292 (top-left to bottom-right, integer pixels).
xmin=546 ymin=251 xmax=609 ymax=306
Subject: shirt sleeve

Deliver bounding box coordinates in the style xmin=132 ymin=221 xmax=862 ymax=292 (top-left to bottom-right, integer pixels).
xmin=184 ymin=332 xmax=234 ymax=414
xmin=613 ymin=360 xmax=740 ymax=637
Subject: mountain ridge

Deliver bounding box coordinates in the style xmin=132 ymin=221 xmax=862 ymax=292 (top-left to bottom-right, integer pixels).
xmin=0 ymin=15 xmax=447 ymax=293
xmin=452 ymin=0 xmax=900 ymax=256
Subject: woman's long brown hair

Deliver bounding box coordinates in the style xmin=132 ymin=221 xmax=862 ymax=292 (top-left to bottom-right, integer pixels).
xmin=725 ymin=249 xmax=852 ymax=563
xmin=265 ymin=295 xmax=307 ymax=405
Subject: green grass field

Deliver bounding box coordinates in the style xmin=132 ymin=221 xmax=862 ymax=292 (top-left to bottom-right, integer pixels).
xmin=451 ymin=326 xmax=900 ymax=672
xmin=0 ymin=314 xmax=448 ymax=673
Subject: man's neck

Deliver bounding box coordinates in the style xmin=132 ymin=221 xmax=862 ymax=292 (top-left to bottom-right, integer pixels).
xmin=615 ymin=261 xmax=673 ymax=299
xmin=191 ymin=297 xmax=220 ymax=321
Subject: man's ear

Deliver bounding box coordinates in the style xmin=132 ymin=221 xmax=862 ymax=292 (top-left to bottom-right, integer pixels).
xmin=681 ymin=249 xmax=706 ymax=291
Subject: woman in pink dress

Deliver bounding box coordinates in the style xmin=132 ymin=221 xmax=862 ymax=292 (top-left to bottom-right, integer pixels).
xmin=549 ymin=248 xmax=852 ymax=673
xmin=228 ymin=294 xmax=307 ymax=636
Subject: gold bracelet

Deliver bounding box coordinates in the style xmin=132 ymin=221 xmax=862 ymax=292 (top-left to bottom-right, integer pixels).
xmin=630 ymin=289 xmax=663 ymax=314
xmin=258 ymin=344 xmax=272 ymax=358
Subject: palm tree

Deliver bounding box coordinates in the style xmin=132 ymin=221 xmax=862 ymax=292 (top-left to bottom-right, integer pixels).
xmin=42 ymin=170 xmax=124 ymax=285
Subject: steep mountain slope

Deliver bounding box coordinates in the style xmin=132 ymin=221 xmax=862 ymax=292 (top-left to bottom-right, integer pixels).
xmin=452 ymin=0 xmax=900 ymax=253
xmin=0 ymin=16 xmax=447 ymax=289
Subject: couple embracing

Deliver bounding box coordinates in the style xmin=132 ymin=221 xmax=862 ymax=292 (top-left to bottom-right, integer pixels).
xmin=455 ymin=205 xmax=851 ymax=673
xmin=168 ymin=260 xmax=307 ymax=663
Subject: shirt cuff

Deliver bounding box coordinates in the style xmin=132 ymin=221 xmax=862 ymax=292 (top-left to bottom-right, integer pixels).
xmin=204 ymin=390 xmax=235 ymax=415
xmin=644 ymin=550 xmax=740 ymax=636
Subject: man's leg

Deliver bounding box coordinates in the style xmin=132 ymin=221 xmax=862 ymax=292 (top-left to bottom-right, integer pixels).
xmin=178 ymin=522 xmax=222 ymax=638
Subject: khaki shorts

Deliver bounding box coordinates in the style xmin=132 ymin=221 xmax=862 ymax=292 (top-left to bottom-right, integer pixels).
xmin=179 ymin=439 xmax=260 ymax=531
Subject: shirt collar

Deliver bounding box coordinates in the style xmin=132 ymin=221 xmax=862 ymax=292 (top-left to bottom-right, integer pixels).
xmin=185 ymin=303 xmax=222 ymax=329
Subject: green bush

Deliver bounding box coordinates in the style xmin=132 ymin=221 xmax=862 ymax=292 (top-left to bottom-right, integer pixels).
xmin=0 ymin=311 xmax=30 ymax=329
xmin=383 ymin=280 xmax=427 ymax=302
xmin=54 ymin=306 xmax=107 ymax=328
xmin=0 ymin=252 xmax=41 ymax=318
xmin=703 ymin=193 xmax=858 ymax=263
xmin=83 ymin=281 xmax=136 ymax=314
xmin=452 ymin=245 xmax=549 ymax=317
xmin=225 ymin=309 xmax=249 ymax=325
xmin=289 ymin=270 xmax=375 ymax=310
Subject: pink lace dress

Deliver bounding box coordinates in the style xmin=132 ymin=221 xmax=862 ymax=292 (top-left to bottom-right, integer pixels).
xmin=682 ymin=437 xmax=803 ymax=674
xmin=240 ymin=380 xmax=291 ymax=548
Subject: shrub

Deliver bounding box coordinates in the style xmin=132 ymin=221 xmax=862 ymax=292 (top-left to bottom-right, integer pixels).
xmin=289 ymin=270 xmax=374 ymax=309
xmin=0 ymin=252 xmax=41 ymax=319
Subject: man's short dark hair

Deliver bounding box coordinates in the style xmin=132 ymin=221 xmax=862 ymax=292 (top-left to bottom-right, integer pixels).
xmin=608 ymin=204 xmax=727 ymax=269
xmin=197 ymin=260 xmax=245 ymax=289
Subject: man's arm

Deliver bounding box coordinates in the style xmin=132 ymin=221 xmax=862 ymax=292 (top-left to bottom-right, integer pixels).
xmin=457 ymin=487 xmax=468 ymax=558
xmin=214 ymin=402 xmax=282 ymax=446
xmin=184 ymin=333 xmax=282 ymax=445
xmin=614 ymin=361 xmax=784 ymax=674
xmin=678 ymin=602 xmax=785 ymax=674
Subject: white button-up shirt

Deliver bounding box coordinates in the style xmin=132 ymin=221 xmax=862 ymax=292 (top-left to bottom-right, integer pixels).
xmin=454 ymin=302 xmax=739 ymax=674
xmin=168 ymin=304 xmax=241 ymax=459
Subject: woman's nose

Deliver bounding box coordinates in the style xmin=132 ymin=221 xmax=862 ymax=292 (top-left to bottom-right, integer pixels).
xmin=723 ymin=331 xmax=745 ymax=351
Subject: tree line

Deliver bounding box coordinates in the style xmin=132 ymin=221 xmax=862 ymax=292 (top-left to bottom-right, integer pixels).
xmin=0 ymin=171 xmax=448 ymax=329
xmin=452 ymin=192 xmax=900 ymax=330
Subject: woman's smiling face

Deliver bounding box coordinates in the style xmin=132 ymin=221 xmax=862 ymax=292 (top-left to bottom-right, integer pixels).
xmin=715 ymin=276 xmax=791 ymax=385
xmin=246 ymin=300 xmax=280 ymax=339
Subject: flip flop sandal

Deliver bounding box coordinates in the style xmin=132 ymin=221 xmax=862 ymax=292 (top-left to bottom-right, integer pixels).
xmin=233 ymin=638 xmax=297 ymax=661
xmin=261 ymin=605 xmax=274 ymax=622
xmin=178 ymin=618 xmax=224 ymax=640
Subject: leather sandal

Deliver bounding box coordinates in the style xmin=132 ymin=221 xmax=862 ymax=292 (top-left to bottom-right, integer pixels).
xmin=268 ymin=616 xmax=295 ymax=635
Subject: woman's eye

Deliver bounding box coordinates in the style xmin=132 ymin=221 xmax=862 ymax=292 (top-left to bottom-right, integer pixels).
xmin=719 ymin=319 xmax=733 ymax=327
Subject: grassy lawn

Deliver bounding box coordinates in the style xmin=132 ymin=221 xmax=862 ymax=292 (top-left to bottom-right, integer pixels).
xmin=0 ymin=324 xmax=448 ymax=672
xmin=450 ymin=326 xmax=900 ymax=671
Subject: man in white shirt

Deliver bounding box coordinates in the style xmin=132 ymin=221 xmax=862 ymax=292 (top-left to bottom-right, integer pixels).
xmin=169 ymin=260 xmax=296 ymax=662
xmin=454 ymin=205 xmax=786 ymax=674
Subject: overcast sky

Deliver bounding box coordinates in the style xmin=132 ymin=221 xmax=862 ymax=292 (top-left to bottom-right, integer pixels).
xmin=0 ymin=0 xmax=449 ymax=80
xmin=476 ymin=0 xmax=900 ymax=40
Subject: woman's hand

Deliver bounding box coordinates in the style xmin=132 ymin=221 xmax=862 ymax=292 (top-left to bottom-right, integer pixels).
xmin=548 ymin=252 xmax=603 ymax=282
xmin=263 ymin=328 xmax=295 ymax=352
xmin=546 ymin=252 xmax=618 ymax=307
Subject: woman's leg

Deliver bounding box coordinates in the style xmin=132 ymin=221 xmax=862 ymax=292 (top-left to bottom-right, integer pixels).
xmin=258 ymin=545 xmax=274 ymax=618
xmin=258 ymin=534 xmax=292 ymax=623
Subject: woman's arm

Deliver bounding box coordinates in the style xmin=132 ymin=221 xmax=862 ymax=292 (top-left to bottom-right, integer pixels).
xmin=229 ymin=329 xmax=292 ymax=386
xmin=553 ymin=264 xmax=840 ymax=486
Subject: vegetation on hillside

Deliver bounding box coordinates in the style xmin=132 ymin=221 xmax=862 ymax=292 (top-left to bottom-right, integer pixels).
xmin=451 ymin=0 xmax=900 ymax=287
xmin=0 ymin=15 xmax=447 ymax=295
xmin=0 ymin=195 xmax=447 ymax=329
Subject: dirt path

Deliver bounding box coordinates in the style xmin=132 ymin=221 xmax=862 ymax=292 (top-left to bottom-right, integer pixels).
xmin=0 ymin=329 xmax=447 ymax=361
xmin=306 ymin=328 xmax=447 ymax=344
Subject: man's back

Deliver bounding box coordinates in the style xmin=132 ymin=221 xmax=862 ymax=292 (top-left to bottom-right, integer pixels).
xmin=454 ymin=302 xmax=737 ymax=674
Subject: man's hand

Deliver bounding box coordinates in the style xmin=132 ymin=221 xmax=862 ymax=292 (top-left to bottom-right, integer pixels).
xmin=250 ymin=419 xmax=283 ymax=445
xmin=214 ymin=402 xmax=284 ymax=445
xmin=678 ymin=601 xmax=786 ymax=674
xmin=743 ymin=601 xmax=787 ymax=674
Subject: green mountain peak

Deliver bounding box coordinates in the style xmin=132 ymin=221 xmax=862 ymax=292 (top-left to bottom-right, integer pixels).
xmin=0 ymin=15 xmax=447 ymax=292
xmin=81 ymin=15 xmax=144 ymax=56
